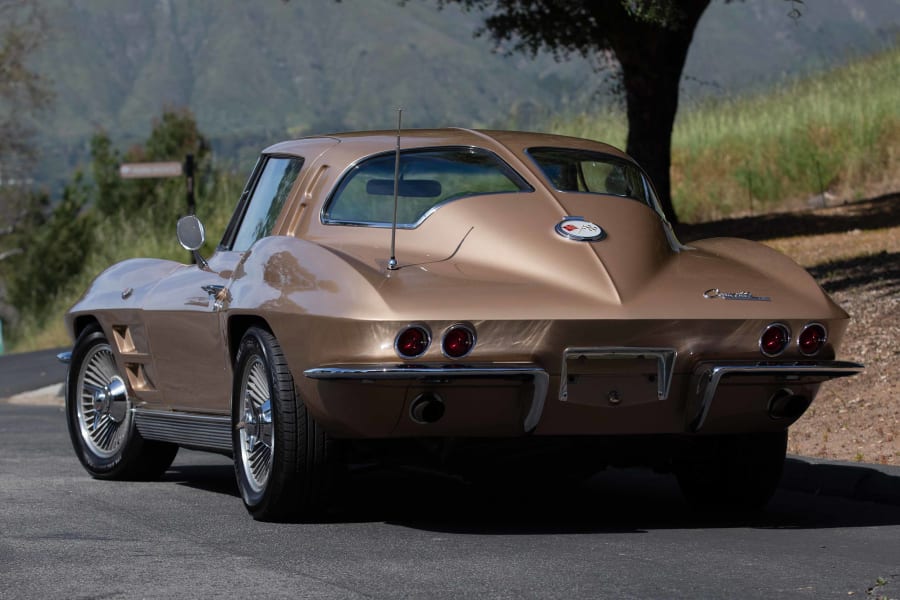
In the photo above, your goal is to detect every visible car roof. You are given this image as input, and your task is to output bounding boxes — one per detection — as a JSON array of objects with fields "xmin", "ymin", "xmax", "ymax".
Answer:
[{"xmin": 262, "ymin": 128, "xmax": 633, "ymax": 164}]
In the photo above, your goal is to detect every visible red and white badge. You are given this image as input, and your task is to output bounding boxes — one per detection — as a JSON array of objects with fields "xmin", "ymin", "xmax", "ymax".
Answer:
[{"xmin": 554, "ymin": 217, "xmax": 607, "ymax": 242}]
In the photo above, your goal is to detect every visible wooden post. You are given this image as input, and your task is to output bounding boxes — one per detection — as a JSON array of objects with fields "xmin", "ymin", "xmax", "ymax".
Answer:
[{"xmin": 185, "ymin": 154, "xmax": 195, "ymax": 215}]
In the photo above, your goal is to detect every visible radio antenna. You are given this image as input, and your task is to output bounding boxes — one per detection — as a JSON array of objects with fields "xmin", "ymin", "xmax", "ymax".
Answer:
[{"xmin": 388, "ymin": 108, "xmax": 402, "ymax": 271}]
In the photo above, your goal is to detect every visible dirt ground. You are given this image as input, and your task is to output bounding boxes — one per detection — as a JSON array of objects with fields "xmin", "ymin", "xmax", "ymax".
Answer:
[{"xmin": 677, "ymin": 192, "xmax": 900, "ymax": 465}]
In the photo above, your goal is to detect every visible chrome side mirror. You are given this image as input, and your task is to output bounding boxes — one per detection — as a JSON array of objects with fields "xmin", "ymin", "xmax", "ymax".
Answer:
[
  {"xmin": 176, "ymin": 215, "xmax": 209, "ymax": 269},
  {"xmin": 177, "ymin": 215, "xmax": 205, "ymax": 250}
]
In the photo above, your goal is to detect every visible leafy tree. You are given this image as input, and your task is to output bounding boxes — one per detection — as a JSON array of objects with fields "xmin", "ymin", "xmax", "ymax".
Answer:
[
  {"xmin": 0, "ymin": 0, "xmax": 52, "ymax": 329},
  {"xmin": 91, "ymin": 131, "xmax": 124, "ymax": 215},
  {"xmin": 7, "ymin": 175, "xmax": 93, "ymax": 321},
  {"xmin": 434, "ymin": 0, "xmax": 717, "ymax": 224},
  {"xmin": 0, "ymin": 0, "xmax": 50, "ymax": 181},
  {"xmin": 0, "ymin": 190, "xmax": 47, "ymax": 326},
  {"xmin": 91, "ymin": 108, "xmax": 210, "ymax": 225},
  {"xmin": 144, "ymin": 108, "xmax": 210, "ymax": 165}
]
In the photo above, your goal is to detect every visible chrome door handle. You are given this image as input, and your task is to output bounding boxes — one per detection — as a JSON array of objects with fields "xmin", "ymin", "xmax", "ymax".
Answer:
[
  {"xmin": 201, "ymin": 284, "xmax": 229, "ymax": 311},
  {"xmin": 201, "ymin": 284, "xmax": 225, "ymax": 296}
]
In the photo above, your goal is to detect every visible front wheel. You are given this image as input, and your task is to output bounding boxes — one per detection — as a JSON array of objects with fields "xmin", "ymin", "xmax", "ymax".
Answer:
[
  {"xmin": 65, "ymin": 325, "xmax": 178, "ymax": 480},
  {"xmin": 675, "ymin": 431, "xmax": 787, "ymax": 514},
  {"xmin": 232, "ymin": 327, "xmax": 339, "ymax": 521}
]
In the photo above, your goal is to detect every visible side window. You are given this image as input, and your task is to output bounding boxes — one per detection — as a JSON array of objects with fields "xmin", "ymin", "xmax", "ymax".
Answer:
[
  {"xmin": 580, "ymin": 161, "xmax": 645, "ymax": 199},
  {"xmin": 232, "ymin": 156, "xmax": 304, "ymax": 252},
  {"xmin": 527, "ymin": 147, "xmax": 651, "ymax": 207}
]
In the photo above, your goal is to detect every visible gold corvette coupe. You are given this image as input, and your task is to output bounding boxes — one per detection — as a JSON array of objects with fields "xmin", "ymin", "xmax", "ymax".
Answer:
[{"xmin": 61, "ymin": 129, "xmax": 862, "ymax": 521}]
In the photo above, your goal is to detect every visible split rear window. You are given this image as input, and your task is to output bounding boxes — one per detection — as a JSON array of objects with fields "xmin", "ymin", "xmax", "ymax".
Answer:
[{"xmin": 323, "ymin": 147, "xmax": 531, "ymax": 227}]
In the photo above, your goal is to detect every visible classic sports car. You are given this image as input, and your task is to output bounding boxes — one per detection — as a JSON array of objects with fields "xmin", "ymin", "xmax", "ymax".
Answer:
[{"xmin": 62, "ymin": 129, "xmax": 862, "ymax": 521}]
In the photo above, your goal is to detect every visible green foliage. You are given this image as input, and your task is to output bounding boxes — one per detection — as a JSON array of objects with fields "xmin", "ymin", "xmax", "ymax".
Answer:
[
  {"xmin": 90, "ymin": 131, "xmax": 122, "ymax": 215},
  {"xmin": 144, "ymin": 108, "xmax": 210, "ymax": 164},
  {"xmin": 91, "ymin": 108, "xmax": 211, "ymax": 227},
  {"xmin": 5, "ymin": 108, "xmax": 239, "ymax": 351},
  {"xmin": 7, "ymin": 174, "xmax": 93, "ymax": 321}
]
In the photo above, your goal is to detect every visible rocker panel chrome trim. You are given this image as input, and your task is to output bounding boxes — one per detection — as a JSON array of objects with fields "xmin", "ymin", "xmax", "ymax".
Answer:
[
  {"xmin": 134, "ymin": 408, "xmax": 231, "ymax": 452},
  {"xmin": 303, "ymin": 363, "xmax": 548, "ymax": 432}
]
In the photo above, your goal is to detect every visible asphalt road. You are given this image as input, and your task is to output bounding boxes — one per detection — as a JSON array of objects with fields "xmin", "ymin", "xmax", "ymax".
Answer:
[
  {"xmin": 0, "ymin": 347, "xmax": 68, "ymax": 397},
  {"xmin": 2, "ymin": 403, "xmax": 899, "ymax": 599}
]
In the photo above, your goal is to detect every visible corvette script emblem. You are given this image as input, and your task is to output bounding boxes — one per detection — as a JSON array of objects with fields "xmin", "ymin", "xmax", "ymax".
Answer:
[
  {"xmin": 703, "ymin": 288, "xmax": 771, "ymax": 302},
  {"xmin": 555, "ymin": 217, "xmax": 607, "ymax": 242}
]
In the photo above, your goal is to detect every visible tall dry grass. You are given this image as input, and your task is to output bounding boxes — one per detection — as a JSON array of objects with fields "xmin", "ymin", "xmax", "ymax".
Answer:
[{"xmin": 548, "ymin": 44, "xmax": 900, "ymax": 222}]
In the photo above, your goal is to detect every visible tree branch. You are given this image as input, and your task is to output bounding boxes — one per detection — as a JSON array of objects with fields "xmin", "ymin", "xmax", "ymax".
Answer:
[{"xmin": 0, "ymin": 247, "xmax": 23, "ymax": 262}]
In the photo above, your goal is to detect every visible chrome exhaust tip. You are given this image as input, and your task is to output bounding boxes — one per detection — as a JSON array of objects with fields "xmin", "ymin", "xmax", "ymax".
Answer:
[
  {"xmin": 768, "ymin": 388, "xmax": 811, "ymax": 420},
  {"xmin": 409, "ymin": 392, "xmax": 445, "ymax": 424}
]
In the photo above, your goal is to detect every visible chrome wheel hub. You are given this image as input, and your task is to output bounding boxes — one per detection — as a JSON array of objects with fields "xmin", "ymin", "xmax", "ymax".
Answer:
[
  {"xmin": 242, "ymin": 399, "xmax": 272, "ymax": 449},
  {"xmin": 76, "ymin": 344, "xmax": 132, "ymax": 458},
  {"xmin": 238, "ymin": 356, "xmax": 274, "ymax": 493},
  {"xmin": 92, "ymin": 377, "xmax": 129, "ymax": 423}
]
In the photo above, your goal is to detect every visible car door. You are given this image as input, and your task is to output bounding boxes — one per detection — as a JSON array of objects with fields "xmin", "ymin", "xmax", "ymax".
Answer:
[
  {"xmin": 141, "ymin": 155, "xmax": 305, "ymax": 414},
  {"xmin": 140, "ymin": 251, "xmax": 242, "ymax": 414}
]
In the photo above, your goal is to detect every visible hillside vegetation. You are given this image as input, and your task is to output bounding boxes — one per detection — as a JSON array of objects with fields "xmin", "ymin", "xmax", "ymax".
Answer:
[
  {"xmin": 4, "ymin": 43, "xmax": 900, "ymax": 352},
  {"xmin": 549, "ymin": 43, "xmax": 900, "ymax": 222},
  {"xmin": 29, "ymin": 0, "xmax": 899, "ymax": 191}
]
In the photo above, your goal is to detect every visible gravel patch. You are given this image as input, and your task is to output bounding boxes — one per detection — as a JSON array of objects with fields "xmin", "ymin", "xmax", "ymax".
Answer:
[{"xmin": 679, "ymin": 192, "xmax": 900, "ymax": 465}]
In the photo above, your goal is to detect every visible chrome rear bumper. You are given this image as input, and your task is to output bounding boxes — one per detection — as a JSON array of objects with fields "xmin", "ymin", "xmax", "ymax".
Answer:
[
  {"xmin": 304, "ymin": 363, "xmax": 549, "ymax": 431},
  {"xmin": 690, "ymin": 360, "xmax": 864, "ymax": 431}
]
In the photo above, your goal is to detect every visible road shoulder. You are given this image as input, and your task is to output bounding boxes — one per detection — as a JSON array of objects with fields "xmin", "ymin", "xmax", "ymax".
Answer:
[{"xmin": 1, "ymin": 383, "xmax": 65, "ymax": 406}]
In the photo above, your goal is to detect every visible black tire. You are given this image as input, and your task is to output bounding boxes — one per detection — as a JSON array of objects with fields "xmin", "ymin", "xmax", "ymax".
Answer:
[
  {"xmin": 65, "ymin": 325, "xmax": 178, "ymax": 480},
  {"xmin": 232, "ymin": 326, "xmax": 339, "ymax": 522},
  {"xmin": 675, "ymin": 431, "xmax": 787, "ymax": 514}
]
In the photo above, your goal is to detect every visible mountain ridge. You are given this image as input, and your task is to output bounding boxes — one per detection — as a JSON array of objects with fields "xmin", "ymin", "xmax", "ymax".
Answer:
[{"xmin": 28, "ymin": 0, "xmax": 900, "ymax": 188}]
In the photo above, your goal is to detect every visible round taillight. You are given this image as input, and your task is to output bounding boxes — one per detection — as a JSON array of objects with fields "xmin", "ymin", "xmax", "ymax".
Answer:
[
  {"xmin": 760, "ymin": 323, "xmax": 790, "ymax": 357},
  {"xmin": 799, "ymin": 323, "xmax": 827, "ymax": 356},
  {"xmin": 442, "ymin": 324, "xmax": 476, "ymax": 359},
  {"xmin": 395, "ymin": 325, "xmax": 430, "ymax": 359}
]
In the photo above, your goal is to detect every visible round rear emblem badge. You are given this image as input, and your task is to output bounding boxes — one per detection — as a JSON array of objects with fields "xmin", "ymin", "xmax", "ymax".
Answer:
[{"xmin": 555, "ymin": 217, "xmax": 606, "ymax": 242}]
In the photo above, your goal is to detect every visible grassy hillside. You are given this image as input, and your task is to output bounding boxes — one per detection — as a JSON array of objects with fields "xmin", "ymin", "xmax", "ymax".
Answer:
[{"xmin": 548, "ymin": 43, "xmax": 900, "ymax": 222}]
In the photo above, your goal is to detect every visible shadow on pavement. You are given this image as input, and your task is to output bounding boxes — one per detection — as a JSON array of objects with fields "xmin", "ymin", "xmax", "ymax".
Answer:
[
  {"xmin": 370, "ymin": 463, "xmax": 900, "ymax": 535},
  {"xmin": 165, "ymin": 456, "xmax": 900, "ymax": 533},
  {"xmin": 782, "ymin": 457, "xmax": 900, "ymax": 507},
  {"xmin": 165, "ymin": 463, "xmax": 239, "ymax": 497}
]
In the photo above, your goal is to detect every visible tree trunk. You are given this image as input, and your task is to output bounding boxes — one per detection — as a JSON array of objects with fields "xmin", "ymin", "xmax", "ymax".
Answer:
[{"xmin": 611, "ymin": 1, "xmax": 709, "ymax": 225}]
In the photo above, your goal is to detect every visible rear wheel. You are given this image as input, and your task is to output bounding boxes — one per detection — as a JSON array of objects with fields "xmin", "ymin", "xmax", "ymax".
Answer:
[
  {"xmin": 675, "ymin": 431, "xmax": 787, "ymax": 514},
  {"xmin": 232, "ymin": 327, "xmax": 339, "ymax": 521},
  {"xmin": 65, "ymin": 325, "xmax": 178, "ymax": 480}
]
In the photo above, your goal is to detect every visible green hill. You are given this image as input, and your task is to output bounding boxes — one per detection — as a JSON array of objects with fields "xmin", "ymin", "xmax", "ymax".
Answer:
[{"xmin": 28, "ymin": 0, "xmax": 900, "ymax": 189}]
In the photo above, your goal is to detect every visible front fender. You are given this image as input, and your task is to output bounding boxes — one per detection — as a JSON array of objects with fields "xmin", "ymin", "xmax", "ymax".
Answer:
[{"xmin": 66, "ymin": 258, "xmax": 185, "ymax": 338}]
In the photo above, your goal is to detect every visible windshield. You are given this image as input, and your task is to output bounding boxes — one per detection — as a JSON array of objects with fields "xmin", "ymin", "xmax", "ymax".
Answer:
[
  {"xmin": 323, "ymin": 147, "xmax": 531, "ymax": 227},
  {"xmin": 527, "ymin": 147, "xmax": 654, "ymax": 208}
]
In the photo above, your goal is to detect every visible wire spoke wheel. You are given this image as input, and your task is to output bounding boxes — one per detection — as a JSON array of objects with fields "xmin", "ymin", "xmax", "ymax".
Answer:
[
  {"xmin": 76, "ymin": 343, "xmax": 132, "ymax": 458},
  {"xmin": 238, "ymin": 355, "xmax": 274, "ymax": 493},
  {"xmin": 232, "ymin": 326, "xmax": 339, "ymax": 521},
  {"xmin": 65, "ymin": 325, "xmax": 178, "ymax": 480}
]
